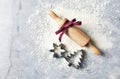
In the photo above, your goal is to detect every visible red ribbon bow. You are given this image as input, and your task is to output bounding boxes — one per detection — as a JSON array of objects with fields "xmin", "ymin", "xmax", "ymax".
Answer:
[{"xmin": 55, "ymin": 18, "xmax": 82, "ymax": 42}]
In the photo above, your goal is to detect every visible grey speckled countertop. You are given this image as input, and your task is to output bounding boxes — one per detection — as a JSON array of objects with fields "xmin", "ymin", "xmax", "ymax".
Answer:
[{"xmin": 0, "ymin": 0, "xmax": 120, "ymax": 79}]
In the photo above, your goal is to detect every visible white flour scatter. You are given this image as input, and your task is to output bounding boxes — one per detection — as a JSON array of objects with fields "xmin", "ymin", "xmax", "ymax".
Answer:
[
  {"xmin": 27, "ymin": 0, "xmax": 119, "ymax": 79},
  {"xmin": 28, "ymin": 0, "xmax": 115, "ymax": 62},
  {"xmin": 28, "ymin": 0, "xmax": 114, "ymax": 54},
  {"xmin": 52, "ymin": 7, "xmax": 113, "ymax": 50}
]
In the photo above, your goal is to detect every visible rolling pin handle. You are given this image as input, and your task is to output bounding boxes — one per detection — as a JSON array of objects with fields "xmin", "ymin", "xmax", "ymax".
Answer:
[
  {"xmin": 48, "ymin": 10, "xmax": 62, "ymax": 23},
  {"xmin": 86, "ymin": 42, "xmax": 101, "ymax": 55}
]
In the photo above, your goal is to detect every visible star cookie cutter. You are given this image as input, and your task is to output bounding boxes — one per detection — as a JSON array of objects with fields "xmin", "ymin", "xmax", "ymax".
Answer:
[{"xmin": 49, "ymin": 43, "xmax": 67, "ymax": 58}]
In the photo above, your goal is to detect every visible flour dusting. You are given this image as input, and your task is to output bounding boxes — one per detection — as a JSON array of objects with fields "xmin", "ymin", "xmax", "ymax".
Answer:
[
  {"xmin": 48, "ymin": 7, "xmax": 113, "ymax": 51},
  {"xmin": 26, "ymin": 0, "xmax": 120, "ymax": 79},
  {"xmin": 28, "ymin": 0, "xmax": 114, "ymax": 54}
]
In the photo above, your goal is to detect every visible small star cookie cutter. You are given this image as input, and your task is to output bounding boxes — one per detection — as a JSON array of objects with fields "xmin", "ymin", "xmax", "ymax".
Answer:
[{"xmin": 49, "ymin": 43, "xmax": 67, "ymax": 58}]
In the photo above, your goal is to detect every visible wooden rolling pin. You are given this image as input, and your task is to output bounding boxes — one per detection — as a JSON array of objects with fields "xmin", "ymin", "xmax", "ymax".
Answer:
[{"xmin": 48, "ymin": 10, "xmax": 101, "ymax": 55}]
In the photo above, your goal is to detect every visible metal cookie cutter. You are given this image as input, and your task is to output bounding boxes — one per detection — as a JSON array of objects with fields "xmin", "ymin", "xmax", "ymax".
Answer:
[
  {"xmin": 49, "ymin": 43, "xmax": 67, "ymax": 58},
  {"xmin": 64, "ymin": 50, "xmax": 84, "ymax": 69},
  {"xmin": 49, "ymin": 43, "xmax": 84, "ymax": 69}
]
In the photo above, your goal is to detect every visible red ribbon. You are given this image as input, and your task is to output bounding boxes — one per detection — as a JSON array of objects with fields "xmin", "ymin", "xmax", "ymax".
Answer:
[{"xmin": 55, "ymin": 18, "xmax": 82, "ymax": 42}]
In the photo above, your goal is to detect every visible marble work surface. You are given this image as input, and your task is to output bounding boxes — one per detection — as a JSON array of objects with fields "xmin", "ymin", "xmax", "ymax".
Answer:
[{"xmin": 0, "ymin": 0, "xmax": 120, "ymax": 79}]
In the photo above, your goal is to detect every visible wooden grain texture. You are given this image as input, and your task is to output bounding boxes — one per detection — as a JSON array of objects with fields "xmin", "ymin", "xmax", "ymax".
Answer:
[{"xmin": 48, "ymin": 10, "xmax": 101, "ymax": 55}]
